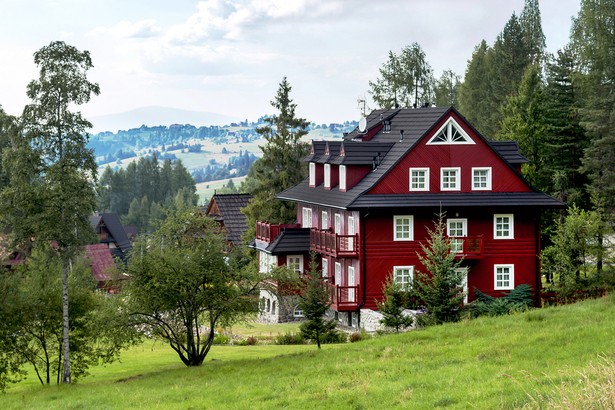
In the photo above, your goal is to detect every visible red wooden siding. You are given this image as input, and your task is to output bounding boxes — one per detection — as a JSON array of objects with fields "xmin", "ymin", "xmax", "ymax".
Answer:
[
  {"xmin": 343, "ymin": 165, "xmax": 371, "ymax": 191},
  {"xmin": 326, "ymin": 164, "xmax": 340, "ymax": 190},
  {"xmin": 369, "ymin": 113, "xmax": 533, "ymax": 194},
  {"xmin": 311, "ymin": 162, "xmax": 324, "ymax": 187},
  {"xmin": 360, "ymin": 209, "xmax": 540, "ymax": 310}
]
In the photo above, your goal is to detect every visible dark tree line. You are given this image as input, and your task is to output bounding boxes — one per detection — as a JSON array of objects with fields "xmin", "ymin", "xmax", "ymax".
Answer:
[{"xmin": 97, "ymin": 155, "xmax": 197, "ymax": 233}]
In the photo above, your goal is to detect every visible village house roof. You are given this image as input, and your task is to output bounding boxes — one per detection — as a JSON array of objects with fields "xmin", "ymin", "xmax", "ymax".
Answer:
[
  {"xmin": 89, "ymin": 213, "xmax": 132, "ymax": 259},
  {"xmin": 278, "ymin": 106, "xmax": 565, "ymax": 211},
  {"xmin": 204, "ymin": 193, "xmax": 253, "ymax": 246},
  {"xmin": 256, "ymin": 227, "xmax": 311, "ymax": 255}
]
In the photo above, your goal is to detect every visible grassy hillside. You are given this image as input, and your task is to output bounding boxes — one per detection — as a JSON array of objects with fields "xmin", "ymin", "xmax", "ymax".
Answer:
[{"xmin": 2, "ymin": 296, "xmax": 614, "ymax": 409}]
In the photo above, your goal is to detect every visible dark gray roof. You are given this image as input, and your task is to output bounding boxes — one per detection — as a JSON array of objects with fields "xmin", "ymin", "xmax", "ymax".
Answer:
[
  {"xmin": 489, "ymin": 141, "xmax": 529, "ymax": 164},
  {"xmin": 89, "ymin": 213, "xmax": 132, "ymax": 259},
  {"xmin": 329, "ymin": 141, "xmax": 396, "ymax": 165},
  {"xmin": 305, "ymin": 140, "xmax": 327, "ymax": 162},
  {"xmin": 259, "ymin": 228, "xmax": 311, "ymax": 255},
  {"xmin": 205, "ymin": 193, "xmax": 253, "ymax": 245},
  {"xmin": 278, "ymin": 106, "xmax": 564, "ymax": 211},
  {"xmin": 349, "ymin": 192, "xmax": 566, "ymax": 209}
]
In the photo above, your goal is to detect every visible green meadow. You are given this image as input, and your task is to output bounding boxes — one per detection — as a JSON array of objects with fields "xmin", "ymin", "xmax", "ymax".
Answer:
[{"xmin": 2, "ymin": 295, "xmax": 614, "ymax": 409}]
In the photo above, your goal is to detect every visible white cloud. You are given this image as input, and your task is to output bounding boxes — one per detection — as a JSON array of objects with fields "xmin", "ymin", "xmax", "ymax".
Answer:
[{"xmin": 90, "ymin": 19, "xmax": 162, "ymax": 39}]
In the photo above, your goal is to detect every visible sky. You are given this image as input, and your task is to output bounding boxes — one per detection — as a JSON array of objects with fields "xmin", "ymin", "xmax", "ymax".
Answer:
[{"xmin": 0, "ymin": 0, "xmax": 581, "ymax": 128}]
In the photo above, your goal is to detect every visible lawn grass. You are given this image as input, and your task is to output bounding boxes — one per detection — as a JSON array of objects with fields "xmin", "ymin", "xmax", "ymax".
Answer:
[{"xmin": 1, "ymin": 295, "xmax": 614, "ymax": 409}]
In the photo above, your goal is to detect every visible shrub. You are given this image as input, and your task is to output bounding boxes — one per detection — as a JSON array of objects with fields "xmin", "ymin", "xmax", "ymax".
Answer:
[
  {"xmin": 319, "ymin": 329, "xmax": 347, "ymax": 344},
  {"xmin": 213, "ymin": 334, "xmax": 231, "ymax": 345},
  {"xmin": 274, "ymin": 332, "xmax": 305, "ymax": 345},
  {"xmin": 465, "ymin": 284, "xmax": 534, "ymax": 318},
  {"xmin": 349, "ymin": 330, "xmax": 371, "ymax": 343},
  {"xmin": 245, "ymin": 336, "xmax": 258, "ymax": 346}
]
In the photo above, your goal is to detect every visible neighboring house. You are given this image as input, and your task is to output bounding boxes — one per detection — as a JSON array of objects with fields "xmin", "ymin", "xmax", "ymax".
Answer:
[
  {"xmin": 203, "ymin": 193, "xmax": 253, "ymax": 247},
  {"xmin": 89, "ymin": 213, "xmax": 132, "ymax": 262},
  {"xmin": 83, "ymin": 243, "xmax": 124, "ymax": 293},
  {"xmin": 254, "ymin": 106, "xmax": 564, "ymax": 330}
]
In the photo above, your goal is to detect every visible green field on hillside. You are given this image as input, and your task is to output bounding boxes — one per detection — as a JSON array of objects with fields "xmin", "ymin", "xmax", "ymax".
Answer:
[{"xmin": 2, "ymin": 296, "xmax": 614, "ymax": 409}]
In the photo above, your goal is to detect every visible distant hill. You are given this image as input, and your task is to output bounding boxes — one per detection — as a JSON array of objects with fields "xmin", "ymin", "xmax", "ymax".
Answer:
[{"xmin": 89, "ymin": 106, "xmax": 241, "ymax": 133}]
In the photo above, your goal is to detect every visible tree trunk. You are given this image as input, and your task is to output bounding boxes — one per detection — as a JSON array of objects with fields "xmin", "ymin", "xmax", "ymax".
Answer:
[{"xmin": 61, "ymin": 259, "xmax": 71, "ymax": 384}]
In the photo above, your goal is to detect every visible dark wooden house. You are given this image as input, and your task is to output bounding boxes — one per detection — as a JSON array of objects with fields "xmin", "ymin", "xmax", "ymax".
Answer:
[{"xmin": 204, "ymin": 193, "xmax": 253, "ymax": 247}]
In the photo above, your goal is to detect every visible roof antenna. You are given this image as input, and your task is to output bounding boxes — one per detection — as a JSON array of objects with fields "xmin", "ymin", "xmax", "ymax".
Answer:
[{"xmin": 400, "ymin": 129, "xmax": 404, "ymax": 142}]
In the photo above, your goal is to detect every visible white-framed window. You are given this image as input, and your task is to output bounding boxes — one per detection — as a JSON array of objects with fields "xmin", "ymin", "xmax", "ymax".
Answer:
[
  {"xmin": 321, "ymin": 211, "xmax": 329, "ymax": 230},
  {"xmin": 347, "ymin": 215, "xmax": 355, "ymax": 250},
  {"xmin": 393, "ymin": 266, "xmax": 414, "ymax": 289},
  {"xmin": 339, "ymin": 165, "xmax": 347, "ymax": 191},
  {"xmin": 258, "ymin": 252, "xmax": 278, "ymax": 273},
  {"xmin": 335, "ymin": 262, "xmax": 341, "ymax": 285},
  {"xmin": 321, "ymin": 258, "xmax": 329, "ymax": 278},
  {"xmin": 302, "ymin": 207, "xmax": 313, "ymax": 228},
  {"xmin": 472, "ymin": 167, "xmax": 492, "ymax": 190},
  {"xmin": 309, "ymin": 162, "xmax": 316, "ymax": 186},
  {"xmin": 347, "ymin": 266, "xmax": 356, "ymax": 302},
  {"xmin": 409, "ymin": 168, "xmax": 430, "ymax": 191},
  {"xmin": 427, "ymin": 117, "xmax": 475, "ymax": 145},
  {"xmin": 324, "ymin": 164, "xmax": 331, "ymax": 189},
  {"xmin": 293, "ymin": 305, "xmax": 304, "ymax": 317},
  {"xmin": 441, "ymin": 167, "xmax": 461, "ymax": 191},
  {"xmin": 334, "ymin": 213, "xmax": 341, "ymax": 234},
  {"xmin": 447, "ymin": 218, "xmax": 467, "ymax": 253},
  {"xmin": 394, "ymin": 215, "xmax": 414, "ymax": 241},
  {"xmin": 287, "ymin": 255, "xmax": 303, "ymax": 272},
  {"xmin": 494, "ymin": 214, "xmax": 514, "ymax": 239},
  {"xmin": 456, "ymin": 267, "xmax": 469, "ymax": 304},
  {"xmin": 494, "ymin": 264, "xmax": 514, "ymax": 290}
]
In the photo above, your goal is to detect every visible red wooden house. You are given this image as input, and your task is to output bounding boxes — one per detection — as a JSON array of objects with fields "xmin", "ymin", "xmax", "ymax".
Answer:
[{"xmin": 255, "ymin": 107, "xmax": 564, "ymax": 329}]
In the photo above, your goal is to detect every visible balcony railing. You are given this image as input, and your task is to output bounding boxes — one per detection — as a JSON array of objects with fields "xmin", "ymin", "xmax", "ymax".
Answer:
[
  {"xmin": 448, "ymin": 235, "xmax": 484, "ymax": 259},
  {"xmin": 255, "ymin": 221, "xmax": 301, "ymax": 243},
  {"xmin": 310, "ymin": 228, "xmax": 358, "ymax": 257},
  {"xmin": 331, "ymin": 284, "xmax": 360, "ymax": 311}
]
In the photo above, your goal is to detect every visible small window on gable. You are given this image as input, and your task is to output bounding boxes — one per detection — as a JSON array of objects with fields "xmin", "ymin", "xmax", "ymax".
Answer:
[
  {"xmin": 441, "ymin": 167, "xmax": 461, "ymax": 191},
  {"xmin": 472, "ymin": 167, "xmax": 492, "ymax": 190},
  {"xmin": 409, "ymin": 168, "xmax": 429, "ymax": 191},
  {"xmin": 427, "ymin": 118, "xmax": 474, "ymax": 145}
]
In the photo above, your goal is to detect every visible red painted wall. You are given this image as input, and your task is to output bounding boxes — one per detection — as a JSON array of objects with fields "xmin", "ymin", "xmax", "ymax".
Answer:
[
  {"xmin": 344, "ymin": 165, "xmax": 371, "ymax": 191},
  {"xmin": 369, "ymin": 113, "xmax": 532, "ymax": 194}
]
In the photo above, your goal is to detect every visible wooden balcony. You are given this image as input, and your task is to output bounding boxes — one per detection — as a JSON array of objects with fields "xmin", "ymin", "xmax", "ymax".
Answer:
[
  {"xmin": 255, "ymin": 221, "xmax": 301, "ymax": 243},
  {"xmin": 310, "ymin": 228, "xmax": 358, "ymax": 258},
  {"xmin": 330, "ymin": 284, "xmax": 360, "ymax": 311},
  {"xmin": 448, "ymin": 235, "xmax": 484, "ymax": 259}
]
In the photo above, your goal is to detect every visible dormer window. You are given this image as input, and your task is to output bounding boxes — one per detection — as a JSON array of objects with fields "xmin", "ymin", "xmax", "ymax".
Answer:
[
  {"xmin": 324, "ymin": 164, "xmax": 331, "ymax": 189},
  {"xmin": 309, "ymin": 162, "xmax": 316, "ymax": 187},
  {"xmin": 427, "ymin": 117, "xmax": 474, "ymax": 145},
  {"xmin": 339, "ymin": 165, "xmax": 347, "ymax": 191},
  {"xmin": 383, "ymin": 120, "xmax": 391, "ymax": 132}
]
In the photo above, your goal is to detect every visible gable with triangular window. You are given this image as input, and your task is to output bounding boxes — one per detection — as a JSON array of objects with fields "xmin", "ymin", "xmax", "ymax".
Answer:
[{"xmin": 427, "ymin": 117, "xmax": 475, "ymax": 145}]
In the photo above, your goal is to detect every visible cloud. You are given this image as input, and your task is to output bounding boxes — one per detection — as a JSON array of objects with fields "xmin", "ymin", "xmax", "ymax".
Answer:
[{"xmin": 90, "ymin": 19, "xmax": 162, "ymax": 39}]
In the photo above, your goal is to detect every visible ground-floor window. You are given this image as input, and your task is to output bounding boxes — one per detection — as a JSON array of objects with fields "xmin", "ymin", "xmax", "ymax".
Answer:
[{"xmin": 494, "ymin": 264, "xmax": 514, "ymax": 290}]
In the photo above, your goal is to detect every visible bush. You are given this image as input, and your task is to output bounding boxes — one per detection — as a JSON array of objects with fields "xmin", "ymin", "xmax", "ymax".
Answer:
[
  {"xmin": 349, "ymin": 330, "xmax": 371, "ymax": 343},
  {"xmin": 465, "ymin": 284, "xmax": 534, "ymax": 318},
  {"xmin": 213, "ymin": 334, "xmax": 231, "ymax": 345},
  {"xmin": 319, "ymin": 329, "xmax": 347, "ymax": 344},
  {"xmin": 245, "ymin": 336, "xmax": 258, "ymax": 346},
  {"xmin": 274, "ymin": 332, "xmax": 305, "ymax": 345}
]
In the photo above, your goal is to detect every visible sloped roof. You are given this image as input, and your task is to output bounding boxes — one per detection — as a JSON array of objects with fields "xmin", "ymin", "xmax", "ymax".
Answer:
[
  {"xmin": 329, "ymin": 141, "xmax": 396, "ymax": 166},
  {"xmin": 205, "ymin": 193, "xmax": 253, "ymax": 245},
  {"xmin": 263, "ymin": 228, "xmax": 311, "ymax": 255},
  {"xmin": 89, "ymin": 213, "xmax": 132, "ymax": 258},
  {"xmin": 489, "ymin": 141, "xmax": 530, "ymax": 164},
  {"xmin": 84, "ymin": 243, "xmax": 117, "ymax": 283},
  {"xmin": 278, "ymin": 106, "xmax": 564, "ymax": 210}
]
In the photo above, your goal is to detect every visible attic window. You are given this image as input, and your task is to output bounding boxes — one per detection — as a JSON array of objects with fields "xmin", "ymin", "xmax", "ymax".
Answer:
[
  {"xmin": 383, "ymin": 120, "xmax": 391, "ymax": 133},
  {"xmin": 427, "ymin": 118, "xmax": 474, "ymax": 145}
]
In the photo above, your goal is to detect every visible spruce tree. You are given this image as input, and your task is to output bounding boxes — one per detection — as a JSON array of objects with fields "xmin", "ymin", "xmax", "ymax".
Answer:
[
  {"xmin": 376, "ymin": 274, "xmax": 413, "ymax": 333},
  {"xmin": 458, "ymin": 40, "xmax": 492, "ymax": 135}
]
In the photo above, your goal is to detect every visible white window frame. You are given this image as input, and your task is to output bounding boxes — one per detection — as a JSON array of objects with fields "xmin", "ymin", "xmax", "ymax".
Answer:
[
  {"xmin": 456, "ymin": 267, "xmax": 469, "ymax": 304},
  {"xmin": 258, "ymin": 252, "xmax": 278, "ymax": 273},
  {"xmin": 334, "ymin": 262, "xmax": 341, "ymax": 285},
  {"xmin": 494, "ymin": 214, "xmax": 514, "ymax": 239},
  {"xmin": 347, "ymin": 215, "xmax": 355, "ymax": 250},
  {"xmin": 287, "ymin": 255, "xmax": 303, "ymax": 272},
  {"xmin": 393, "ymin": 215, "xmax": 414, "ymax": 241},
  {"xmin": 347, "ymin": 266, "xmax": 356, "ymax": 302},
  {"xmin": 447, "ymin": 218, "xmax": 467, "ymax": 253},
  {"xmin": 472, "ymin": 167, "xmax": 492, "ymax": 191},
  {"xmin": 440, "ymin": 167, "xmax": 461, "ymax": 191},
  {"xmin": 334, "ymin": 213, "xmax": 341, "ymax": 234},
  {"xmin": 409, "ymin": 167, "xmax": 430, "ymax": 192},
  {"xmin": 309, "ymin": 162, "xmax": 316, "ymax": 186},
  {"xmin": 427, "ymin": 117, "xmax": 475, "ymax": 145},
  {"xmin": 302, "ymin": 207, "xmax": 312, "ymax": 228},
  {"xmin": 339, "ymin": 165, "xmax": 347, "ymax": 191},
  {"xmin": 293, "ymin": 305, "xmax": 304, "ymax": 317},
  {"xmin": 321, "ymin": 258, "xmax": 329, "ymax": 278},
  {"xmin": 321, "ymin": 211, "xmax": 329, "ymax": 230},
  {"xmin": 393, "ymin": 266, "xmax": 414, "ymax": 289},
  {"xmin": 494, "ymin": 264, "xmax": 514, "ymax": 290},
  {"xmin": 324, "ymin": 163, "xmax": 331, "ymax": 189}
]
